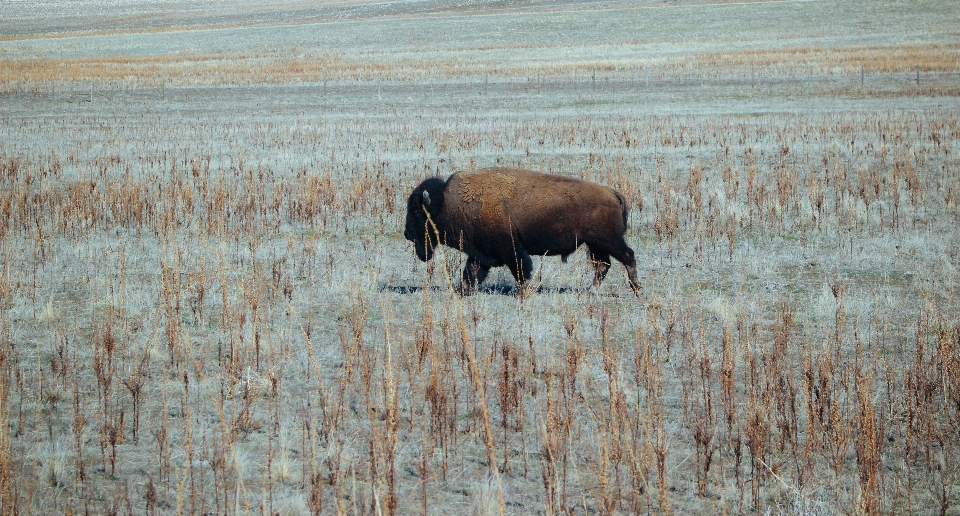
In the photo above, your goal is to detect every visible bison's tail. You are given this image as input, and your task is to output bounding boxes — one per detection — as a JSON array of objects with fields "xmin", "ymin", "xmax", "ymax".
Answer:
[{"xmin": 614, "ymin": 191, "xmax": 629, "ymax": 228}]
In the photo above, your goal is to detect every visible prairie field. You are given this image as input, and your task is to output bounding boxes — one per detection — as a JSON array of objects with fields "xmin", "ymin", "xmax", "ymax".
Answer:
[{"xmin": 1, "ymin": 1, "xmax": 960, "ymax": 514}]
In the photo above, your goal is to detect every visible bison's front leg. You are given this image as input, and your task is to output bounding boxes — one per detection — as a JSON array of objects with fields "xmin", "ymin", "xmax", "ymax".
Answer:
[
  {"xmin": 459, "ymin": 257, "xmax": 490, "ymax": 295},
  {"xmin": 507, "ymin": 244, "xmax": 534, "ymax": 296}
]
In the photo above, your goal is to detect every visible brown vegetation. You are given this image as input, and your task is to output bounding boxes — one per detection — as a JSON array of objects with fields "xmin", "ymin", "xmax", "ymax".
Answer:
[{"xmin": 1, "ymin": 1, "xmax": 959, "ymax": 513}]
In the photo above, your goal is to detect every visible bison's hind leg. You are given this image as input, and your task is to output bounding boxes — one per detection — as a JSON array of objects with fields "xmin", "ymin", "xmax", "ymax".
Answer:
[
  {"xmin": 460, "ymin": 257, "xmax": 490, "ymax": 295},
  {"xmin": 587, "ymin": 245, "xmax": 612, "ymax": 287},
  {"xmin": 611, "ymin": 244, "xmax": 642, "ymax": 297},
  {"xmin": 590, "ymin": 240, "xmax": 642, "ymax": 297}
]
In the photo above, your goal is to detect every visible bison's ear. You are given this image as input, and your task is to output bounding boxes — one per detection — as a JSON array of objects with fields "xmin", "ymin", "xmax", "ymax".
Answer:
[{"xmin": 422, "ymin": 190, "xmax": 431, "ymax": 206}]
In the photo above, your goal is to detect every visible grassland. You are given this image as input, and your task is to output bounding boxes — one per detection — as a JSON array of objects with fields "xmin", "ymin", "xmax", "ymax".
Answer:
[{"xmin": 1, "ymin": 0, "xmax": 960, "ymax": 514}]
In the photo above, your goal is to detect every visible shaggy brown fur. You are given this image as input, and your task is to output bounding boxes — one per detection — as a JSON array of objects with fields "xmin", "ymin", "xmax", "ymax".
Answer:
[{"xmin": 404, "ymin": 167, "xmax": 641, "ymax": 296}]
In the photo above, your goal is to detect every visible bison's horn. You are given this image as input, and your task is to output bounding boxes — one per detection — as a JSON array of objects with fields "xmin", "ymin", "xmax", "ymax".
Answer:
[{"xmin": 422, "ymin": 190, "xmax": 431, "ymax": 205}]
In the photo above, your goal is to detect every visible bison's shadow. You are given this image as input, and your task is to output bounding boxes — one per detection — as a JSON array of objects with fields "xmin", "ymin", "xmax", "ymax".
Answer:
[
  {"xmin": 379, "ymin": 282, "xmax": 579, "ymax": 296},
  {"xmin": 379, "ymin": 285, "xmax": 444, "ymax": 295}
]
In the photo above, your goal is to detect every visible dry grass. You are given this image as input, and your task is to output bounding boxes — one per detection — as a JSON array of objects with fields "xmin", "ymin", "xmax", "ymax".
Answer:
[
  {"xmin": 1, "ymin": 1, "xmax": 960, "ymax": 514},
  {"xmin": 1, "ymin": 99, "xmax": 957, "ymax": 514},
  {"xmin": 4, "ymin": 42, "xmax": 959, "ymax": 90},
  {"xmin": 693, "ymin": 43, "xmax": 960, "ymax": 74}
]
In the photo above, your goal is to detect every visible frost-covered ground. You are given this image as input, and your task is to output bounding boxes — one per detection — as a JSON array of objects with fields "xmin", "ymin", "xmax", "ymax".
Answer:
[
  {"xmin": 2, "ymin": 1, "xmax": 960, "ymax": 514},
  {"xmin": 2, "ymin": 0, "xmax": 698, "ymax": 37}
]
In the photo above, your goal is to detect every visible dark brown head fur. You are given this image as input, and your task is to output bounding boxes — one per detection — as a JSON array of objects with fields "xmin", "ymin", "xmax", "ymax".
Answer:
[{"xmin": 404, "ymin": 177, "xmax": 445, "ymax": 261}]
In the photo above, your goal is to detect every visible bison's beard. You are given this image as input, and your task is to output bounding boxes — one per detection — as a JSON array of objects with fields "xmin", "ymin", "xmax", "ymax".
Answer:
[
  {"xmin": 414, "ymin": 237, "xmax": 435, "ymax": 261},
  {"xmin": 406, "ymin": 219, "xmax": 436, "ymax": 261}
]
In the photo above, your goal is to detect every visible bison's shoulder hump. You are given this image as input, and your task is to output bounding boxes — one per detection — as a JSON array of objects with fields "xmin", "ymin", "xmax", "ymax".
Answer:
[{"xmin": 457, "ymin": 170, "xmax": 518, "ymax": 204}]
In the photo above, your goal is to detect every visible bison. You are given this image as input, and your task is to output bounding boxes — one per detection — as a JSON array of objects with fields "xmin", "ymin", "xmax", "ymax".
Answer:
[{"xmin": 404, "ymin": 167, "xmax": 641, "ymax": 296}]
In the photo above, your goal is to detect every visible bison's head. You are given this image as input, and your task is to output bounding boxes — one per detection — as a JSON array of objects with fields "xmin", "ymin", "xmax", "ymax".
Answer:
[{"xmin": 404, "ymin": 177, "xmax": 446, "ymax": 261}]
